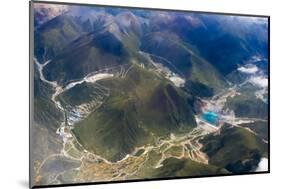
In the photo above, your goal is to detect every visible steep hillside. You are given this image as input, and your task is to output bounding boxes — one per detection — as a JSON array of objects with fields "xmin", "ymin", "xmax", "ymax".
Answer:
[
  {"xmin": 200, "ymin": 124, "xmax": 268, "ymax": 173},
  {"xmin": 72, "ymin": 65, "xmax": 196, "ymax": 161},
  {"xmin": 148, "ymin": 157, "xmax": 228, "ymax": 178},
  {"xmin": 32, "ymin": 63, "xmax": 64, "ymax": 181},
  {"xmin": 140, "ymin": 31, "xmax": 227, "ymax": 95},
  {"xmin": 148, "ymin": 13, "xmax": 268, "ymax": 75},
  {"xmin": 31, "ymin": 3, "xmax": 269, "ymax": 185},
  {"xmin": 42, "ymin": 29, "xmax": 128, "ymax": 86},
  {"xmin": 35, "ymin": 14, "xmax": 82, "ymax": 62}
]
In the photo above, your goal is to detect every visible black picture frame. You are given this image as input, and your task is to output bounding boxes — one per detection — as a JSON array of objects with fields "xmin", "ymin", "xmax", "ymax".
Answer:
[{"xmin": 29, "ymin": 1, "xmax": 270, "ymax": 188}]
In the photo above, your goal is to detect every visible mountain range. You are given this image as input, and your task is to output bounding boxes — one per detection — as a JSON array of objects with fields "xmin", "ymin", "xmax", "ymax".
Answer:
[{"xmin": 31, "ymin": 2, "xmax": 269, "ymax": 187}]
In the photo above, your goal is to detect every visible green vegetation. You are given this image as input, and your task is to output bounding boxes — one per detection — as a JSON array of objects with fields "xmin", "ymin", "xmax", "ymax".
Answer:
[
  {"xmin": 134, "ymin": 149, "xmax": 145, "ymax": 157},
  {"xmin": 225, "ymin": 92, "xmax": 268, "ymax": 119},
  {"xmin": 73, "ymin": 90, "xmax": 152, "ymax": 162},
  {"xmin": 185, "ymin": 80, "xmax": 214, "ymax": 97},
  {"xmin": 73, "ymin": 65, "xmax": 196, "ymax": 161},
  {"xmin": 35, "ymin": 15, "xmax": 82, "ymax": 62},
  {"xmin": 164, "ymin": 146, "xmax": 183, "ymax": 157},
  {"xmin": 140, "ymin": 31, "xmax": 227, "ymax": 96},
  {"xmin": 153, "ymin": 157, "xmax": 229, "ymax": 177},
  {"xmin": 132, "ymin": 149, "xmax": 163, "ymax": 178},
  {"xmin": 189, "ymin": 55, "xmax": 227, "ymax": 93},
  {"xmin": 34, "ymin": 66, "xmax": 63, "ymax": 132},
  {"xmin": 200, "ymin": 124, "xmax": 268, "ymax": 173},
  {"xmin": 240, "ymin": 121, "xmax": 269, "ymax": 141},
  {"xmin": 136, "ymin": 157, "xmax": 228, "ymax": 179},
  {"xmin": 32, "ymin": 65, "xmax": 64, "ymax": 179},
  {"xmin": 32, "ymin": 7, "xmax": 269, "ymax": 184},
  {"xmin": 141, "ymin": 31, "xmax": 193, "ymax": 73},
  {"xmin": 56, "ymin": 82, "xmax": 104, "ymax": 107},
  {"xmin": 42, "ymin": 26, "xmax": 145, "ymax": 86},
  {"xmin": 43, "ymin": 35, "xmax": 127, "ymax": 86}
]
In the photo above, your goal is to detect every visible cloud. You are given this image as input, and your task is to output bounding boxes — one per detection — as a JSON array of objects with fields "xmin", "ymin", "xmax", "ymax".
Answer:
[
  {"xmin": 226, "ymin": 16, "xmax": 268, "ymax": 25},
  {"xmin": 249, "ymin": 76, "xmax": 268, "ymax": 88},
  {"xmin": 169, "ymin": 76, "xmax": 185, "ymax": 87},
  {"xmin": 255, "ymin": 158, "xmax": 268, "ymax": 172},
  {"xmin": 34, "ymin": 3, "xmax": 70, "ymax": 25},
  {"xmin": 183, "ymin": 15, "xmax": 204, "ymax": 27},
  {"xmin": 34, "ymin": 3, "xmax": 69, "ymax": 16},
  {"xmin": 237, "ymin": 65, "xmax": 258, "ymax": 74},
  {"xmin": 212, "ymin": 14, "xmax": 268, "ymax": 42}
]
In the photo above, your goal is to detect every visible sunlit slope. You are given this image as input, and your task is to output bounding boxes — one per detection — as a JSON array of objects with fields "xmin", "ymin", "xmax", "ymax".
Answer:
[{"xmin": 72, "ymin": 65, "xmax": 196, "ymax": 161}]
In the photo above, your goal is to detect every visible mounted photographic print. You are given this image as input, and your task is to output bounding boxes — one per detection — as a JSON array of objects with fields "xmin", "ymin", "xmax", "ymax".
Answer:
[{"xmin": 29, "ymin": 1, "xmax": 270, "ymax": 188}]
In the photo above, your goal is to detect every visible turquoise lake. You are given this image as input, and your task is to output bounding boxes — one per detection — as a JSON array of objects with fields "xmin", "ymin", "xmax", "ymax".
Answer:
[{"xmin": 201, "ymin": 111, "xmax": 219, "ymax": 125}]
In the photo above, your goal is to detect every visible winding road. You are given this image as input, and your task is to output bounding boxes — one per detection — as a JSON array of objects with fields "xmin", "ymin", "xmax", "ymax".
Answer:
[{"xmin": 33, "ymin": 52, "xmax": 268, "ymax": 184}]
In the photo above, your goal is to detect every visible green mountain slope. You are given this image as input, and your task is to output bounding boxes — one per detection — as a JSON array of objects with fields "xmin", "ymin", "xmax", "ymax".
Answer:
[
  {"xmin": 140, "ymin": 31, "xmax": 227, "ymax": 96},
  {"xmin": 42, "ymin": 29, "xmax": 134, "ymax": 86},
  {"xmin": 132, "ymin": 152, "xmax": 228, "ymax": 179},
  {"xmin": 224, "ymin": 89, "xmax": 268, "ymax": 119},
  {"xmin": 200, "ymin": 124, "xmax": 268, "ymax": 173},
  {"xmin": 150, "ymin": 157, "xmax": 228, "ymax": 178},
  {"xmin": 32, "ymin": 64, "xmax": 64, "ymax": 178},
  {"xmin": 34, "ymin": 64, "xmax": 63, "ymax": 131},
  {"xmin": 141, "ymin": 31, "xmax": 193, "ymax": 74},
  {"xmin": 72, "ymin": 65, "xmax": 196, "ymax": 161},
  {"xmin": 35, "ymin": 14, "xmax": 82, "ymax": 62},
  {"xmin": 239, "ymin": 121, "xmax": 268, "ymax": 141},
  {"xmin": 56, "ymin": 82, "xmax": 106, "ymax": 107}
]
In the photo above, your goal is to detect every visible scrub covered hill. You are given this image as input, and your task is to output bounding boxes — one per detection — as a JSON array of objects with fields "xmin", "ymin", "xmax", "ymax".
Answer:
[
  {"xmin": 72, "ymin": 65, "xmax": 197, "ymax": 161},
  {"xmin": 34, "ymin": 14, "xmax": 83, "ymax": 63},
  {"xmin": 200, "ymin": 124, "xmax": 268, "ymax": 173},
  {"xmin": 148, "ymin": 157, "xmax": 228, "ymax": 178}
]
